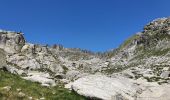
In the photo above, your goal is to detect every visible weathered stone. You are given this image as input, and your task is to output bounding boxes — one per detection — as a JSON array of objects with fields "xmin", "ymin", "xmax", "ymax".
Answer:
[
  {"xmin": 23, "ymin": 72, "xmax": 56, "ymax": 86},
  {"xmin": 160, "ymin": 71, "xmax": 170, "ymax": 78},
  {"xmin": 18, "ymin": 92, "xmax": 26, "ymax": 97},
  {"xmin": 66, "ymin": 70, "xmax": 80, "ymax": 80},
  {"xmin": 66, "ymin": 75, "xmax": 138, "ymax": 100},
  {"xmin": 0, "ymin": 30, "xmax": 25, "ymax": 53},
  {"xmin": 2, "ymin": 86, "xmax": 11, "ymax": 92}
]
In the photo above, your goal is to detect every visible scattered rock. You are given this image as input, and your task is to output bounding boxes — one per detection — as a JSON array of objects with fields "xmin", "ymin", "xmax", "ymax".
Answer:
[
  {"xmin": 18, "ymin": 92, "xmax": 26, "ymax": 98},
  {"xmin": 17, "ymin": 88, "xmax": 21, "ymax": 92},
  {"xmin": 160, "ymin": 71, "xmax": 170, "ymax": 78},
  {"xmin": 28, "ymin": 97, "xmax": 33, "ymax": 100},
  {"xmin": 2, "ymin": 86, "xmax": 11, "ymax": 92},
  {"xmin": 40, "ymin": 97, "xmax": 45, "ymax": 100}
]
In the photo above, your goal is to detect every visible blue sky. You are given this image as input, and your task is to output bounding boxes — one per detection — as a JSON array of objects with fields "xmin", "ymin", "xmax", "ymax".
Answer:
[{"xmin": 0, "ymin": 0, "xmax": 170, "ymax": 52}]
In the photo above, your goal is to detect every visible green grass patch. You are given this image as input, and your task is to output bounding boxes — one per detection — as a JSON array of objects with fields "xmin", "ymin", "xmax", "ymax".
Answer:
[
  {"xmin": 0, "ymin": 70, "xmax": 86, "ymax": 100},
  {"xmin": 119, "ymin": 34, "xmax": 140, "ymax": 50}
]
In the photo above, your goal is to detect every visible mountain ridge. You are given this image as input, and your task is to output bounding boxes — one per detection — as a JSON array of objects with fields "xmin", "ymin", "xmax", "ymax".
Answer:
[{"xmin": 1, "ymin": 17, "xmax": 170, "ymax": 100}]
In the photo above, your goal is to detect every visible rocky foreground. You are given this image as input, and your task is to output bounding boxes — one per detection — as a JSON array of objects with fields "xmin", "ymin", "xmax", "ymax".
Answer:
[{"xmin": 1, "ymin": 17, "xmax": 170, "ymax": 100}]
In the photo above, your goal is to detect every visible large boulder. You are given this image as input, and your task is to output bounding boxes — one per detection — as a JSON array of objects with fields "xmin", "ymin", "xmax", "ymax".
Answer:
[
  {"xmin": 23, "ymin": 72, "xmax": 56, "ymax": 86},
  {"xmin": 0, "ymin": 30, "xmax": 25, "ymax": 54},
  {"xmin": 66, "ymin": 75, "xmax": 139, "ymax": 100}
]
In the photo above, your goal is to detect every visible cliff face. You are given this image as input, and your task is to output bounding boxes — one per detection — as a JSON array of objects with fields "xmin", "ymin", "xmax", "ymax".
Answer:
[{"xmin": 1, "ymin": 17, "xmax": 170, "ymax": 100}]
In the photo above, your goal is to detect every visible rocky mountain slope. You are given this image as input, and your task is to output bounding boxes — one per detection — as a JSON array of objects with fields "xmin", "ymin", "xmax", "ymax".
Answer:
[{"xmin": 1, "ymin": 17, "xmax": 170, "ymax": 100}]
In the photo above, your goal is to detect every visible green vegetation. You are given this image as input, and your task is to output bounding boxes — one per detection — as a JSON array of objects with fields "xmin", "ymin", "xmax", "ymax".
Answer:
[
  {"xmin": 149, "ymin": 48, "xmax": 170, "ymax": 56},
  {"xmin": 102, "ymin": 48, "xmax": 120, "ymax": 59},
  {"xmin": 119, "ymin": 34, "xmax": 139, "ymax": 50},
  {"xmin": 103, "ymin": 34, "xmax": 140, "ymax": 59},
  {"xmin": 102, "ymin": 64, "xmax": 124, "ymax": 74},
  {"xmin": 37, "ymin": 67, "xmax": 56, "ymax": 76},
  {"xmin": 0, "ymin": 70, "xmax": 86, "ymax": 100},
  {"xmin": 61, "ymin": 51, "xmax": 90, "ymax": 61},
  {"xmin": 131, "ymin": 47, "xmax": 170, "ymax": 61},
  {"xmin": 144, "ymin": 76, "xmax": 163, "ymax": 82},
  {"xmin": 143, "ymin": 75, "xmax": 170, "ymax": 84},
  {"xmin": 103, "ymin": 28, "xmax": 170, "ymax": 59}
]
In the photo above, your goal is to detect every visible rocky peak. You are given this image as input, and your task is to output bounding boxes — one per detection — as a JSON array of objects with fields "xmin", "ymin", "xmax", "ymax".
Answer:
[
  {"xmin": 135, "ymin": 18, "xmax": 170, "ymax": 50},
  {"xmin": 117, "ymin": 17, "xmax": 170, "ymax": 52},
  {"xmin": 144, "ymin": 17, "xmax": 170, "ymax": 32}
]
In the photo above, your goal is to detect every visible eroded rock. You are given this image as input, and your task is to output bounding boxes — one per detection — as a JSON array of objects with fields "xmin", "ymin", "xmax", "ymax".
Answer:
[
  {"xmin": 66, "ymin": 75, "xmax": 138, "ymax": 100},
  {"xmin": 23, "ymin": 72, "xmax": 56, "ymax": 86},
  {"xmin": 0, "ymin": 30, "xmax": 25, "ymax": 54}
]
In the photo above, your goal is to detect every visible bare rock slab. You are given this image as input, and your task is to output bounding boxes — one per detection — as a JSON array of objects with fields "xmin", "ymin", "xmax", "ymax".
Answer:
[{"xmin": 66, "ymin": 75, "xmax": 138, "ymax": 100}]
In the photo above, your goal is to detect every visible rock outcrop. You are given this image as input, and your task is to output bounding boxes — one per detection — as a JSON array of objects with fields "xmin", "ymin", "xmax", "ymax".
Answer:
[
  {"xmin": 66, "ymin": 75, "xmax": 139, "ymax": 100},
  {"xmin": 0, "ymin": 30, "xmax": 25, "ymax": 54}
]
